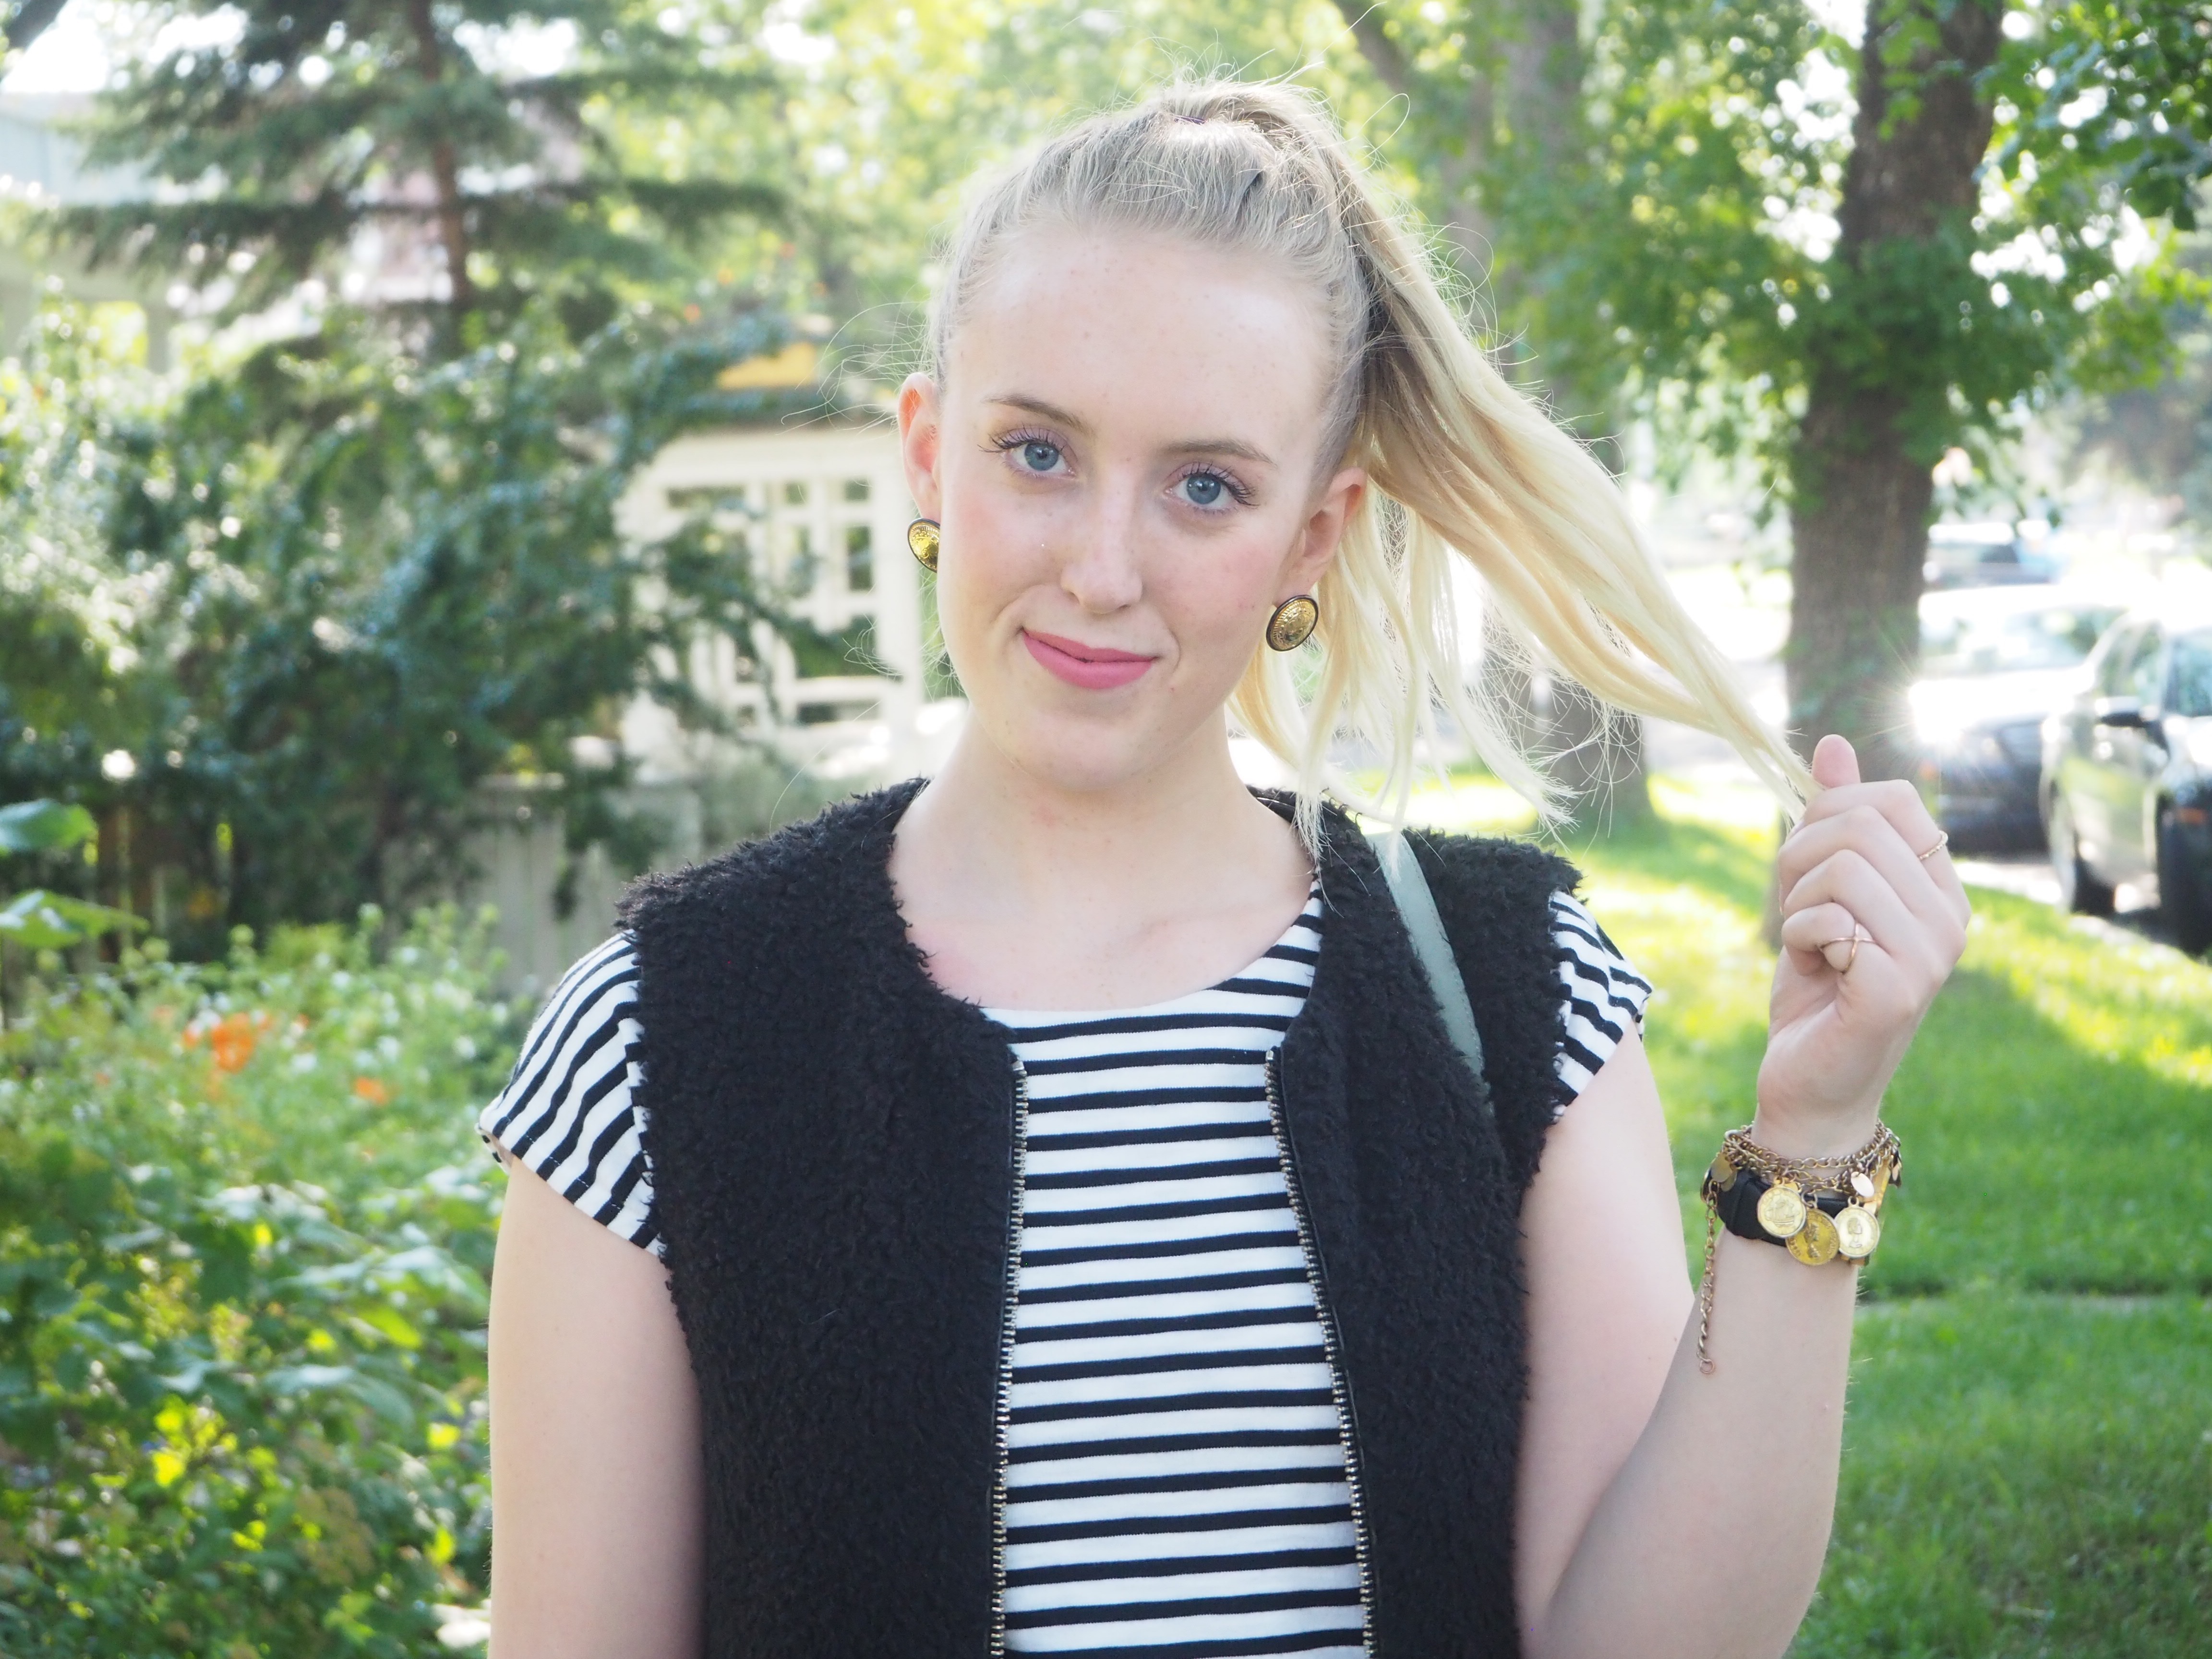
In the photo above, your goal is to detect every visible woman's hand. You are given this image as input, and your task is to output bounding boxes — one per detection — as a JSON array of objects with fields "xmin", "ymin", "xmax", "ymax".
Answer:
[{"xmin": 1759, "ymin": 733, "xmax": 1972, "ymax": 1153}]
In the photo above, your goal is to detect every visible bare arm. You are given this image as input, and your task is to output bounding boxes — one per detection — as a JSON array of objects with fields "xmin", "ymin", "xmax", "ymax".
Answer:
[
  {"xmin": 487, "ymin": 1159, "xmax": 704, "ymax": 1659},
  {"xmin": 1515, "ymin": 1028, "xmax": 1860, "ymax": 1659},
  {"xmin": 1515, "ymin": 738, "xmax": 1970, "ymax": 1659},
  {"xmin": 1513, "ymin": 1026, "xmax": 1695, "ymax": 1631}
]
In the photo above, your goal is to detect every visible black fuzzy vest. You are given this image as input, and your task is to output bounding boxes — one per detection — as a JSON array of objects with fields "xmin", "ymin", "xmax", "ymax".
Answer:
[{"xmin": 622, "ymin": 781, "xmax": 1576, "ymax": 1658}]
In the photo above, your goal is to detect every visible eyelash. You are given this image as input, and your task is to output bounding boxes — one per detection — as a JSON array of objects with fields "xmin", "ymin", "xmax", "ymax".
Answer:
[
  {"xmin": 988, "ymin": 429, "xmax": 1253, "ymax": 510},
  {"xmin": 1170, "ymin": 463, "xmax": 1253, "ymax": 510},
  {"xmin": 988, "ymin": 428, "xmax": 1071, "ymax": 484}
]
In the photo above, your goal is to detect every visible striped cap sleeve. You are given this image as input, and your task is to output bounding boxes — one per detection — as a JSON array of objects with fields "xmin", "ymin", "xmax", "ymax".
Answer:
[
  {"xmin": 1552, "ymin": 891, "xmax": 1653, "ymax": 1105},
  {"xmin": 477, "ymin": 934, "xmax": 661, "ymax": 1257}
]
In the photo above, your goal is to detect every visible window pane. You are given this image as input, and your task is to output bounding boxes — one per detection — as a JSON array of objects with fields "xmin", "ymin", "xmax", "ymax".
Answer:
[
  {"xmin": 843, "ymin": 479, "xmax": 870, "ymax": 502},
  {"xmin": 2170, "ymin": 631, "xmax": 2212, "ymax": 718},
  {"xmin": 2128, "ymin": 635, "xmax": 2166, "ymax": 703},
  {"xmin": 846, "ymin": 524, "xmax": 873, "ymax": 592},
  {"xmin": 2097, "ymin": 630, "xmax": 2142, "ymax": 695}
]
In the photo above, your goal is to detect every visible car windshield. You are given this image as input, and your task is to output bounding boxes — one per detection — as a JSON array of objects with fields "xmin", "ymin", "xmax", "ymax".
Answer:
[
  {"xmin": 2173, "ymin": 629, "xmax": 2212, "ymax": 717},
  {"xmin": 1921, "ymin": 604, "xmax": 2120, "ymax": 677}
]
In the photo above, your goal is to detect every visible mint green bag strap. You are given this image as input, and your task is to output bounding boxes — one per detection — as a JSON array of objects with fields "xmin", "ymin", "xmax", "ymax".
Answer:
[{"xmin": 1365, "ymin": 828, "xmax": 1487, "ymax": 1095}]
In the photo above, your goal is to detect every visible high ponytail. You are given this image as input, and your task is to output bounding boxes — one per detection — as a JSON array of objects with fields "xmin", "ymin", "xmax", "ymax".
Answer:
[{"xmin": 930, "ymin": 81, "xmax": 1810, "ymax": 839}]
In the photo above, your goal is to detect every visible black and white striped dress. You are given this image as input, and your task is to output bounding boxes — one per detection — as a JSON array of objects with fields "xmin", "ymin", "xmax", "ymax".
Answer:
[{"xmin": 480, "ymin": 888, "xmax": 1649, "ymax": 1656}]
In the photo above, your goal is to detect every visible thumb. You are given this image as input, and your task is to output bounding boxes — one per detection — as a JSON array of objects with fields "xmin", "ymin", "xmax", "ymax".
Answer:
[{"xmin": 1811, "ymin": 733, "xmax": 1861, "ymax": 792}]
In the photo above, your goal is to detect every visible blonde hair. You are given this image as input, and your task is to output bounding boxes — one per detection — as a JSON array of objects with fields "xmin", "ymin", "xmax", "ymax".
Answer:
[{"xmin": 928, "ymin": 81, "xmax": 1809, "ymax": 835}]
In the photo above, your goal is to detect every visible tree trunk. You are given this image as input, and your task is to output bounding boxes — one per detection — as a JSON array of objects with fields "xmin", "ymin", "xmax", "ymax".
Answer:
[
  {"xmin": 1496, "ymin": 0, "xmax": 1648, "ymax": 818},
  {"xmin": 1482, "ymin": 619, "xmax": 1652, "ymax": 831},
  {"xmin": 404, "ymin": 0, "xmax": 476, "ymax": 326},
  {"xmin": 1500, "ymin": 0, "xmax": 1580, "ymax": 185},
  {"xmin": 1335, "ymin": 1, "xmax": 1495, "ymax": 280},
  {"xmin": 1785, "ymin": 0, "xmax": 2001, "ymax": 778},
  {"xmin": 1343, "ymin": 1, "xmax": 1651, "ymax": 821}
]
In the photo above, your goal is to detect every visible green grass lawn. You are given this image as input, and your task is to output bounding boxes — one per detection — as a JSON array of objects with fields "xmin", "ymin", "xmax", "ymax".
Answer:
[{"xmin": 1410, "ymin": 776, "xmax": 2212, "ymax": 1656}]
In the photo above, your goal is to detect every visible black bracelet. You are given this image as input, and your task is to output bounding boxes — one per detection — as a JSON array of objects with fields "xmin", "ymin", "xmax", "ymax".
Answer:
[{"xmin": 1712, "ymin": 1164, "xmax": 1850, "ymax": 1246}]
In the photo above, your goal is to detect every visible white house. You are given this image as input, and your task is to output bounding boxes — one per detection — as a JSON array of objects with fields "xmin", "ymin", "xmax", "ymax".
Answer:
[
  {"xmin": 475, "ymin": 401, "xmax": 971, "ymax": 992},
  {"xmin": 614, "ymin": 409, "xmax": 963, "ymax": 788}
]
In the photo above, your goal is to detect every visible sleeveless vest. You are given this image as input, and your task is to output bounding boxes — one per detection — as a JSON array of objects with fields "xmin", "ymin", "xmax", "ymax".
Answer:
[{"xmin": 622, "ymin": 781, "xmax": 1576, "ymax": 1658}]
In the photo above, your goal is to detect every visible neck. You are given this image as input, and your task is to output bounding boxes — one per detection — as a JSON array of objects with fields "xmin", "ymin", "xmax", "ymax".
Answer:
[{"xmin": 890, "ymin": 715, "xmax": 1309, "ymax": 938}]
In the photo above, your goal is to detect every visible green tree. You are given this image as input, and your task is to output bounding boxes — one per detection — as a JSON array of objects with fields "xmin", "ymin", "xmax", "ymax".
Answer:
[
  {"xmin": 1, "ymin": 3, "xmax": 832, "ymax": 938},
  {"xmin": 607, "ymin": 2, "xmax": 1381, "ymax": 340},
  {"xmin": 1327, "ymin": 0, "xmax": 1662, "ymax": 818},
  {"xmin": 1337, "ymin": 0, "xmax": 2212, "ymax": 780},
  {"xmin": 2072, "ymin": 233, "xmax": 2212, "ymax": 519},
  {"xmin": 60, "ymin": 0, "xmax": 783, "ymax": 349},
  {"xmin": 0, "ymin": 299, "xmax": 809, "ymax": 940}
]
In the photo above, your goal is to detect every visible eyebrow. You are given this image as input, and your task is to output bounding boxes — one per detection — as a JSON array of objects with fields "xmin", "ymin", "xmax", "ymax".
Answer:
[{"xmin": 985, "ymin": 393, "xmax": 1277, "ymax": 468}]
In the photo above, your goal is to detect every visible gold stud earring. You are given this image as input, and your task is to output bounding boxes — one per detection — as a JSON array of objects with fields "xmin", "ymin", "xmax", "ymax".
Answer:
[
  {"xmin": 906, "ymin": 517, "xmax": 940, "ymax": 572},
  {"xmin": 1265, "ymin": 594, "xmax": 1320, "ymax": 652}
]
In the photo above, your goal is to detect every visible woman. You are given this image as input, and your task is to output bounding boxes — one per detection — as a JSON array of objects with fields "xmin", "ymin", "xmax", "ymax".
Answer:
[{"xmin": 482, "ymin": 84, "xmax": 1969, "ymax": 1659}]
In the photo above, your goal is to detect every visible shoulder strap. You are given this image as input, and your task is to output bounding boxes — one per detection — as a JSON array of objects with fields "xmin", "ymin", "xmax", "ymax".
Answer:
[{"xmin": 1364, "ymin": 828, "xmax": 1487, "ymax": 1092}]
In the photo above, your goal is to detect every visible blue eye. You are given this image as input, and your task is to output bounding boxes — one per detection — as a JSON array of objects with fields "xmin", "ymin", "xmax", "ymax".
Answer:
[
  {"xmin": 1021, "ymin": 439, "xmax": 1060, "ymax": 472},
  {"xmin": 1181, "ymin": 472, "xmax": 1225, "ymax": 507}
]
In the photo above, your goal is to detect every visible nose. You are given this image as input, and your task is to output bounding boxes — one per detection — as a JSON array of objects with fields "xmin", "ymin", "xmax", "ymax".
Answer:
[{"xmin": 1058, "ymin": 488, "xmax": 1144, "ymax": 616}]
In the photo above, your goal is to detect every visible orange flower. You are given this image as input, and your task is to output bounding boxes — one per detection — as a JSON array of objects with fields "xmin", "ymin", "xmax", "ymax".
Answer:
[
  {"xmin": 207, "ymin": 1013, "xmax": 258, "ymax": 1073},
  {"xmin": 351, "ymin": 1076, "xmax": 390, "ymax": 1106}
]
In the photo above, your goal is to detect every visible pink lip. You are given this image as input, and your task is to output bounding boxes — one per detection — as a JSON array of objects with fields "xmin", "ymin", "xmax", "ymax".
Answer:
[{"xmin": 1022, "ymin": 630, "xmax": 1156, "ymax": 690}]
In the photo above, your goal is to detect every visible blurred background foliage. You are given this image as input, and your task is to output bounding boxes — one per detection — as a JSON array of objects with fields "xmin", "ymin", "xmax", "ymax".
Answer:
[
  {"xmin": 7, "ymin": 0, "xmax": 2212, "ymax": 877},
  {"xmin": 0, "ymin": 298, "xmax": 817, "ymax": 945},
  {"xmin": 0, "ymin": 910, "xmax": 514, "ymax": 1654}
]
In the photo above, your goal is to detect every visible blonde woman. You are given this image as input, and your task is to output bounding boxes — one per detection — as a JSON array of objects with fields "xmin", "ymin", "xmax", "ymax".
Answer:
[{"xmin": 481, "ymin": 84, "xmax": 1968, "ymax": 1659}]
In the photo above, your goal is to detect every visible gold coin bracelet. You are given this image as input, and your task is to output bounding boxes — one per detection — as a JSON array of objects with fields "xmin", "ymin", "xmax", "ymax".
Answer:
[{"xmin": 1695, "ymin": 1121, "xmax": 1903, "ymax": 1372}]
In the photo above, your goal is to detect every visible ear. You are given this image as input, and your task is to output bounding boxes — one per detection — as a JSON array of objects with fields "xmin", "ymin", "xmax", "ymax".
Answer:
[
  {"xmin": 1280, "ymin": 464, "xmax": 1368, "ymax": 597},
  {"xmin": 898, "ymin": 372, "xmax": 945, "ymax": 518}
]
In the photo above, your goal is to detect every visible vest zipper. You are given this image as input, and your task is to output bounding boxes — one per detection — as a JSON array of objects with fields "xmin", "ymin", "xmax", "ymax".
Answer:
[
  {"xmin": 988, "ymin": 1056, "xmax": 1030, "ymax": 1657},
  {"xmin": 1266, "ymin": 1048, "xmax": 1378, "ymax": 1656}
]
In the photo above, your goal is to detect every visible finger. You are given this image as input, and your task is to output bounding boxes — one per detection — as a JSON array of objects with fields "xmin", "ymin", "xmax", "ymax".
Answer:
[
  {"xmin": 1777, "ymin": 804, "xmax": 1954, "ymax": 933},
  {"xmin": 1810, "ymin": 733, "xmax": 1861, "ymax": 791},
  {"xmin": 1790, "ymin": 776, "xmax": 1971, "ymax": 928},
  {"xmin": 1783, "ymin": 847, "xmax": 1956, "ymax": 986},
  {"xmin": 1778, "ymin": 901, "xmax": 1864, "ymax": 974}
]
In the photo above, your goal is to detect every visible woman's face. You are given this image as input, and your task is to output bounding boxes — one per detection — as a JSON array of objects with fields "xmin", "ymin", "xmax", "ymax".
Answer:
[{"xmin": 899, "ymin": 228, "xmax": 1365, "ymax": 796}]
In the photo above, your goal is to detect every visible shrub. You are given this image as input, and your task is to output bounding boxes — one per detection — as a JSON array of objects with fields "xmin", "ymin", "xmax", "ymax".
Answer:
[{"xmin": 0, "ymin": 910, "xmax": 515, "ymax": 1655}]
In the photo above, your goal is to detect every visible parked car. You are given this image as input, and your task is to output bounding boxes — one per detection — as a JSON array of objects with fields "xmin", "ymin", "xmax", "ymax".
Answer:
[
  {"xmin": 2043, "ymin": 606, "xmax": 2212, "ymax": 954},
  {"xmin": 1913, "ymin": 587, "xmax": 2123, "ymax": 848},
  {"xmin": 1924, "ymin": 521, "xmax": 2063, "ymax": 589}
]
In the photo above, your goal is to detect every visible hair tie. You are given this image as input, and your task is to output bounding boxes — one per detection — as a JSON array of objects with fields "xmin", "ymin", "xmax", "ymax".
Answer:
[{"xmin": 1176, "ymin": 112, "xmax": 1207, "ymax": 125}]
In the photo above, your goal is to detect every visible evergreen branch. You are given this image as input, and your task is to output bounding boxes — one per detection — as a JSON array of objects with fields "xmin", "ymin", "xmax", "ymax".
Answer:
[{"xmin": 55, "ymin": 195, "xmax": 358, "ymax": 305}]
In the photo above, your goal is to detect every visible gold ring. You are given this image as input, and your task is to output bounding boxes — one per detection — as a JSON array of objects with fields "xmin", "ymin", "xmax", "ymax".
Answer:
[
  {"xmin": 1917, "ymin": 830, "xmax": 1949, "ymax": 863},
  {"xmin": 1815, "ymin": 925, "xmax": 1872, "ymax": 974}
]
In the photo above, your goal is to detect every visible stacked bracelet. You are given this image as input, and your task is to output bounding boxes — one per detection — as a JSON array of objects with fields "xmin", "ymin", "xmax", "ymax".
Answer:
[{"xmin": 1694, "ymin": 1120, "xmax": 1903, "ymax": 1372}]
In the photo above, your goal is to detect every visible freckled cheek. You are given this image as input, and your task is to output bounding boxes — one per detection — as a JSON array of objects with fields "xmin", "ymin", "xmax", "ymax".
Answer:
[
  {"xmin": 939, "ymin": 477, "xmax": 1062, "ymax": 630},
  {"xmin": 1151, "ymin": 534, "xmax": 1284, "ymax": 673}
]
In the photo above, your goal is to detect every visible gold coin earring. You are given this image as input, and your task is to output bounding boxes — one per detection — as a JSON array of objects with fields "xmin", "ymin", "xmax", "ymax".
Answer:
[
  {"xmin": 1265, "ymin": 594, "xmax": 1320, "ymax": 652},
  {"xmin": 906, "ymin": 517, "xmax": 940, "ymax": 573}
]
